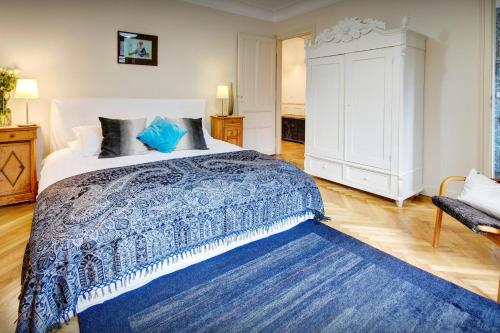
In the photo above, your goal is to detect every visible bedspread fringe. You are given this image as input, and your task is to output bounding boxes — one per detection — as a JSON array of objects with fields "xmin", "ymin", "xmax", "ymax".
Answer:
[{"xmin": 68, "ymin": 210, "xmax": 321, "ymax": 323}]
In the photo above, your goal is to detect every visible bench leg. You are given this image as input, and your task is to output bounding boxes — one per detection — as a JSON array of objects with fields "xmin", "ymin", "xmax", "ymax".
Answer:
[{"xmin": 432, "ymin": 208, "xmax": 443, "ymax": 248}]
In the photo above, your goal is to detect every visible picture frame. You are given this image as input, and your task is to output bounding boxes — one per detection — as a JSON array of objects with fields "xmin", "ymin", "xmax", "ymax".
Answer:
[{"xmin": 117, "ymin": 31, "xmax": 158, "ymax": 66}]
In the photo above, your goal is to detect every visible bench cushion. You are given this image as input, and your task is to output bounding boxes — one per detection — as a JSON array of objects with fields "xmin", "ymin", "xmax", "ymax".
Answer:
[{"xmin": 432, "ymin": 196, "xmax": 500, "ymax": 233}]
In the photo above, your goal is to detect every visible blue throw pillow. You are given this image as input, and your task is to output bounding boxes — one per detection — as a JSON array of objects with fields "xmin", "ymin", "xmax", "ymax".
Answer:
[{"xmin": 137, "ymin": 116, "xmax": 187, "ymax": 153}]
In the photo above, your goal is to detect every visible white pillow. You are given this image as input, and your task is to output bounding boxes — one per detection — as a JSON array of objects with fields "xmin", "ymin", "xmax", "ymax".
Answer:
[
  {"xmin": 457, "ymin": 169, "xmax": 500, "ymax": 219},
  {"xmin": 67, "ymin": 140, "xmax": 79, "ymax": 150},
  {"xmin": 72, "ymin": 125, "xmax": 102, "ymax": 157},
  {"xmin": 202, "ymin": 127, "xmax": 215, "ymax": 144}
]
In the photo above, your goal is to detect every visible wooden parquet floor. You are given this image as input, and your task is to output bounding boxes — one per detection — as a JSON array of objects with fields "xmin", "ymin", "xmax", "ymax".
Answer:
[
  {"xmin": 278, "ymin": 140, "xmax": 499, "ymax": 301},
  {"xmin": 0, "ymin": 140, "xmax": 498, "ymax": 332}
]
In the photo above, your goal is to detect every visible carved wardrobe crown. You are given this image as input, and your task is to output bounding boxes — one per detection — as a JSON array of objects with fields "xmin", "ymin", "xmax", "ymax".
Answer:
[{"xmin": 307, "ymin": 16, "xmax": 410, "ymax": 48}]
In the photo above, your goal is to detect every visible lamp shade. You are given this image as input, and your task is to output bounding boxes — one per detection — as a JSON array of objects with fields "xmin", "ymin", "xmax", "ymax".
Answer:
[
  {"xmin": 216, "ymin": 85, "xmax": 229, "ymax": 99},
  {"xmin": 15, "ymin": 79, "xmax": 39, "ymax": 99}
]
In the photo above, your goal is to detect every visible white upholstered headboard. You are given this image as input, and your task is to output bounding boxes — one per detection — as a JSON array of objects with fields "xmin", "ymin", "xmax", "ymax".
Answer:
[{"xmin": 50, "ymin": 98, "xmax": 206, "ymax": 152}]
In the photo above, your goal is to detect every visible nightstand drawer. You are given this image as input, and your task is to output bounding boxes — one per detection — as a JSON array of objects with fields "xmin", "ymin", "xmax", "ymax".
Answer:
[
  {"xmin": 0, "ymin": 130, "xmax": 35, "ymax": 142},
  {"xmin": 224, "ymin": 117, "xmax": 242, "ymax": 125}
]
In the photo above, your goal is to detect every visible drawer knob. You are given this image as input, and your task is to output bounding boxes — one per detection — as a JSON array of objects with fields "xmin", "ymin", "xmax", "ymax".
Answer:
[
  {"xmin": 363, "ymin": 176, "xmax": 368, "ymax": 181},
  {"xmin": 10, "ymin": 134, "xmax": 15, "ymax": 138},
  {"xmin": 322, "ymin": 165, "xmax": 327, "ymax": 169}
]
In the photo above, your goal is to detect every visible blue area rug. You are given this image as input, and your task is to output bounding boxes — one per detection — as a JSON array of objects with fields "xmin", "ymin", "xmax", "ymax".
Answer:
[{"xmin": 79, "ymin": 220, "xmax": 500, "ymax": 332}]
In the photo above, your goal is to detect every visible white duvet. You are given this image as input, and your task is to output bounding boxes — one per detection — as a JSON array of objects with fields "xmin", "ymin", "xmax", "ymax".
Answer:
[{"xmin": 39, "ymin": 139, "xmax": 242, "ymax": 193}]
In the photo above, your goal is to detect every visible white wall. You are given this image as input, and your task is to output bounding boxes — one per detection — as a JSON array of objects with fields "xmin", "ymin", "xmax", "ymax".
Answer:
[
  {"xmin": 277, "ymin": 0, "xmax": 483, "ymax": 195},
  {"xmin": 282, "ymin": 37, "xmax": 306, "ymax": 116},
  {"xmin": 0, "ymin": 0, "xmax": 274, "ymax": 161},
  {"xmin": 0, "ymin": 0, "xmax": 487, "ymax": 196}
]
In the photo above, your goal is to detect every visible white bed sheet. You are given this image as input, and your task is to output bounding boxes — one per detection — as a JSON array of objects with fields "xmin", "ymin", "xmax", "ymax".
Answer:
[{"xmin": 39, "ymin": 139, "xmax": 243, "ymax": 193}]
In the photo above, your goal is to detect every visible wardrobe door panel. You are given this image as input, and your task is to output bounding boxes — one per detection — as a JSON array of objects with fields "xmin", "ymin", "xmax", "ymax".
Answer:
[
  {"xmin": 345, "ymin": 48, "xmax": 393, "ymax": 170},
  {"xmin": 307, "ymin": 55, "xmax": 344, "ymax": 160}
]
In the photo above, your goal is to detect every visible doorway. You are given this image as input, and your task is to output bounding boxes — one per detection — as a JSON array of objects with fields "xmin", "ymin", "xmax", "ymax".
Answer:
[{"xmin": 276, "ymin": 33, "xmax": 312, "ymax": 168}]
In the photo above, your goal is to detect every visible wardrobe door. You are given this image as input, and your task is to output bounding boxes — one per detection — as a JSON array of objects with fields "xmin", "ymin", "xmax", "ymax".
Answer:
[
  {"xmin": 345, "ymin": 48, "xmax": 393, "ymax": 170},
  {"xmin": 307, "ymin": 55, "xmax": 344, "ymax": 160}
]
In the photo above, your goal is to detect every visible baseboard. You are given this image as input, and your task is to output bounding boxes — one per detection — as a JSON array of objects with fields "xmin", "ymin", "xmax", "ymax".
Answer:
[{"xmin": 422, "ymin": 185, "xmax": 460, "ymax": 198}]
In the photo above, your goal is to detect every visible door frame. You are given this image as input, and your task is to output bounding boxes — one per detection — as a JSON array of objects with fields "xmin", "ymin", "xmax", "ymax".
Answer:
[
  {"xmin": 480, "ymin": 0, "xmax": 495, "ymax": 176},
  {"xmin": 276, "ymin": 30, "xmax": 314, "ymax": 155}
]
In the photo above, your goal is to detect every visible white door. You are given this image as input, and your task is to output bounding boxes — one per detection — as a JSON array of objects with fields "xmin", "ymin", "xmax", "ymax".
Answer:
[
  {"xmin": 306, "ymin": 55, "xmax": 345, "ymax": 160},
  {"xmin": 345, "ymin": 48, "xmax": 393, "ymax": 170},
  {"xmin": 237, "ymin": 34, "xmax": 276, "ymax": 155}
]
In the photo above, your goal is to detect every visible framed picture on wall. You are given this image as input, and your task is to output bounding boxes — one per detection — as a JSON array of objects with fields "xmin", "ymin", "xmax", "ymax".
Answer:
[{"xmin": 117, "ymin": 31, "xmax": 158, "ymax": 66}]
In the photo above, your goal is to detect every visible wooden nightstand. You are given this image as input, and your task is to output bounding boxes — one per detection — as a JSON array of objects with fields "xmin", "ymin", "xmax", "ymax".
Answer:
[
  {"xmin": 210, "ymin": 115, "xmax": 244, "ymax": 147},
  {"xmin": 0, "ymin": 126, "xmax": 38, "ymax": 206}
]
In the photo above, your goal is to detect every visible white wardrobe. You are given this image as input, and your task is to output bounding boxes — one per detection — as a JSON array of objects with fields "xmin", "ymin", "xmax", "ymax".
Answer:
[{"xmin": 304, "ymin": 17, "xmax": 426, "ymax": 207}]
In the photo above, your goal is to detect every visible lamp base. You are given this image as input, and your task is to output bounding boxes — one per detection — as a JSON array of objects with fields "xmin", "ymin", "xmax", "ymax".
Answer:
[{"xmin": 17, "ymin": 123, "xmax": 38, "ymax": 127}]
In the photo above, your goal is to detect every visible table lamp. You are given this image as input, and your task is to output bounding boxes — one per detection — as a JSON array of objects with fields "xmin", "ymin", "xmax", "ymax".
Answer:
[
  {"xmin": 216, "ymin": 85, "xmax": 229, "ymax": 117},
  {"xmin": 15, "ymin": 79, "xmax": 39, "ymax": 127}
]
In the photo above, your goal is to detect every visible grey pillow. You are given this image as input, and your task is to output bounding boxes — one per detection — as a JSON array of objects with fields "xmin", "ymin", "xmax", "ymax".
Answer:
[
  {"xmin": 165, "ymin": 117, "xmax": 207, "ymax": 150},
  {"xmin": 98, "ymin": 117, "xmax": 148, "ymax": 158}
]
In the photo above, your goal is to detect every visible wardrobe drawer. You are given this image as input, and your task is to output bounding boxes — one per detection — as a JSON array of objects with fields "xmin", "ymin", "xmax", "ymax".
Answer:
[
  {"xmin": 306, "ymin": 157, "xmax": 342, "ymax": 181},
  {"xmin": 344, "ymin": 166, "xmax": 391, "ymax": 194}
]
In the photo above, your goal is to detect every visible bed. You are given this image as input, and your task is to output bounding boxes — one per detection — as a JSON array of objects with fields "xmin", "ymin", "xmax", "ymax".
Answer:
[{"xmin": 17, "ymin": 99, "xmax": 325, "ymax": 333}]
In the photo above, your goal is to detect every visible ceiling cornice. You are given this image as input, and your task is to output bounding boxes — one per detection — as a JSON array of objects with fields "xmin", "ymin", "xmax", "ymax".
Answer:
[
  {"xmin": 273, "ymin": 0, "xmax": 342, "ymax": 22},
  {"xmin": 183, "ymin": 0, "xmax": 343, "ymax": 22}
]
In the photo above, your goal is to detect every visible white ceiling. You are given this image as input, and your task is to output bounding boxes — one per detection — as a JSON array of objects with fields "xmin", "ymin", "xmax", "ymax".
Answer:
[{"xmin": 183, "ymin": 0, "xmax": 343, "ymax": 22}]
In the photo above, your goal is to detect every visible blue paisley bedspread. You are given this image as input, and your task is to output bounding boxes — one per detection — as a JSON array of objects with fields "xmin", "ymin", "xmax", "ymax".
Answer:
[{"xmin": 17, "ymin": 150, "xmax": 324, "ymax": 333}]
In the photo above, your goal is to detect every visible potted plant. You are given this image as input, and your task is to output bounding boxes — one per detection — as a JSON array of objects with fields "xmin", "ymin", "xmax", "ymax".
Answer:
[{"xmin": 0, "ymin": 68, "xmax": 20, "ymax": 127}]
